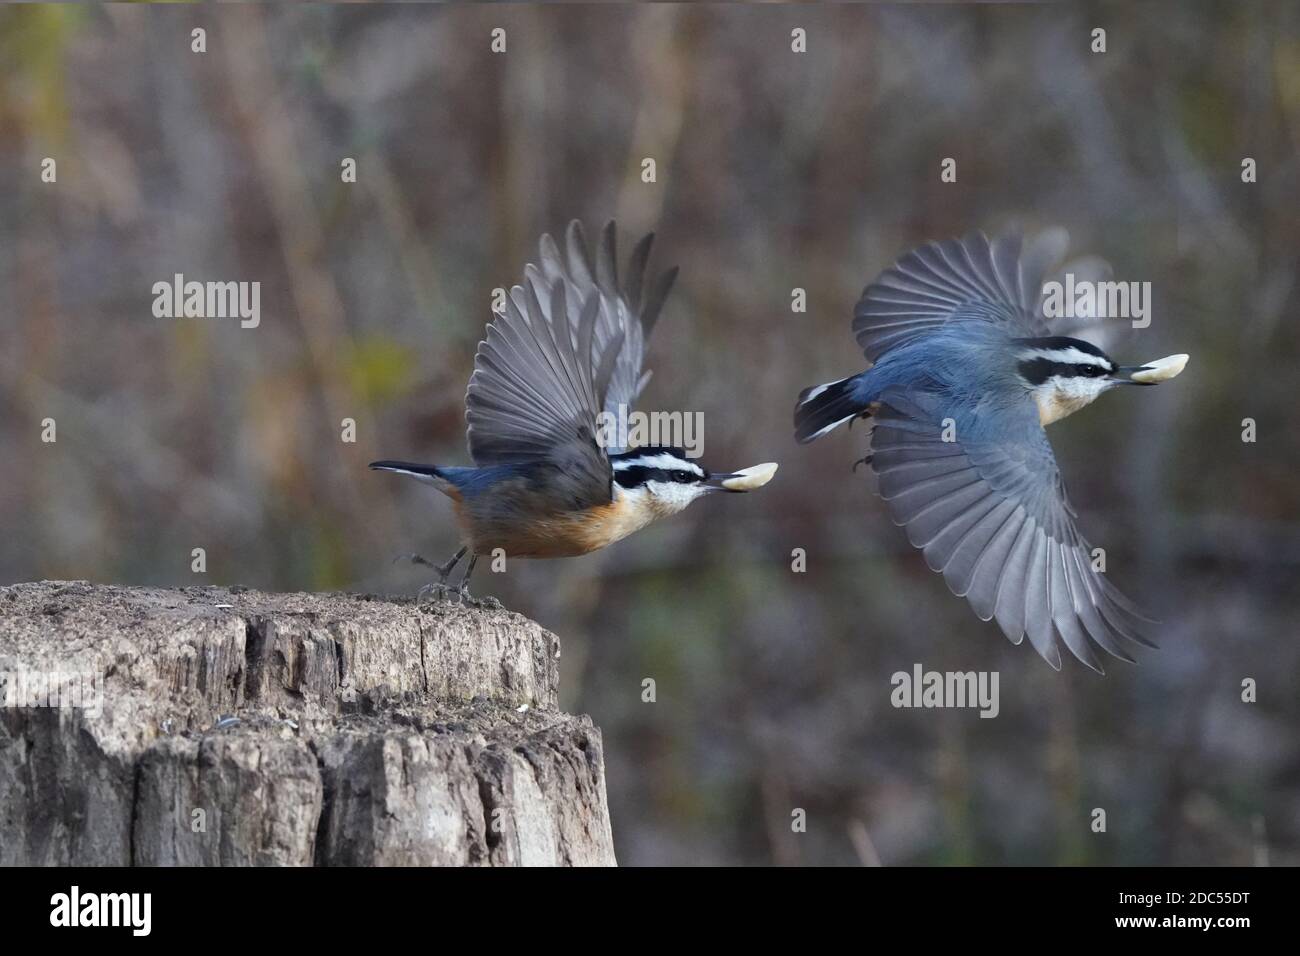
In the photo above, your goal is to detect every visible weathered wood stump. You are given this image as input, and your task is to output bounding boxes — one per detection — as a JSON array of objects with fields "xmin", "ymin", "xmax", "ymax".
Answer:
[{"xmin": 0, "ymin": 581, "xmax": 615, "ymax": 866}]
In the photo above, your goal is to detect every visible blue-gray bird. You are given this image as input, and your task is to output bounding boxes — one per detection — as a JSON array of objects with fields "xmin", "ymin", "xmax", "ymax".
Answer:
[
  {"xmin": 371, "ymin": 221, "xmax": 777, "ymax": 597},
  {"xmin": 794, "ymin": 229, "xmax": 1188, "ymax": 672}
]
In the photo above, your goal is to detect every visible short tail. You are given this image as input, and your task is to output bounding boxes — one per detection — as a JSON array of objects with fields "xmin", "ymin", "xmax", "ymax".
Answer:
[
  {"xmin": 793, "ymin": 375, "xmax": 868, "ymax": 444},
  {"xmin": 369, "ymin": 460, "xmax": 459, "ymax": 497}
]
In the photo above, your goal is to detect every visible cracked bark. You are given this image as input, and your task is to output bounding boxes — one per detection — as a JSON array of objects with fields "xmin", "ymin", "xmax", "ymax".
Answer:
[{"xmin": 0, "ymin": 581, "xmax": 615, "ymax": 866}]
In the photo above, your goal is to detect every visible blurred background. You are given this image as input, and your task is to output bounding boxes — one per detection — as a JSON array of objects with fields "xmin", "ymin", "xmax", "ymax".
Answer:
[{"xmin": 2, "ymin": 2, "xmax": 1298, "ymax": 865}]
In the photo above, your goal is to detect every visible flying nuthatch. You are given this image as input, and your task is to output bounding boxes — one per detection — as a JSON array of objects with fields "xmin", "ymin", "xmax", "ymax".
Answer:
[
  {"xmin": 795, "ymin": 229, "xmax": 1188, "ymax": 672},
  {"xmin": 372, "ymin": 220, "xmax": 777, "ymax": 598}
]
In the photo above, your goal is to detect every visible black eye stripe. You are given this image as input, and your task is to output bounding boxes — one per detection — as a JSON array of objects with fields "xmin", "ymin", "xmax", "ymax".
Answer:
[
  {"xmin": 613, "ymin": 465, "xmax": 704, "ymax": 489},
  {"xmin": 1018, "ymin": 357, "xmax": 1113, "ymax": 384}
]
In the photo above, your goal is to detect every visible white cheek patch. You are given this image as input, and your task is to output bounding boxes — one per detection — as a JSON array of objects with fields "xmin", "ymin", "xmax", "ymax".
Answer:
[
  {"xmin": 720, "ymin": 462, "xmax": 778, "ymax": 491},
  {"xmin": 1050, "ymin": 375, "xmax": 1109, "ymax": 401},
  {"xmin": 646, "ymin": 481, "xmax": 710, "ymax": 511},
  {"xmin": 1130, "ymin": 353, "xmax": 1189, "ymax": 383}
]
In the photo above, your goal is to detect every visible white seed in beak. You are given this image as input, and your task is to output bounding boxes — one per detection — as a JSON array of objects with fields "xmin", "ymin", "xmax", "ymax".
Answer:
[
  {"xmin": 1129, "ymin": 353, "xmax": 1189, "ymax": 384},
  {"xmin": 720, "ymin": 462, "xmax": 779, "ymax": 491}
]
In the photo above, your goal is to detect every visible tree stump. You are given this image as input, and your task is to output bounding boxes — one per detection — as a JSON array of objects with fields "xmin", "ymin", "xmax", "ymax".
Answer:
[{"xmin": 0, "ymin": 581, "xmax": 615, "ymax": 866}]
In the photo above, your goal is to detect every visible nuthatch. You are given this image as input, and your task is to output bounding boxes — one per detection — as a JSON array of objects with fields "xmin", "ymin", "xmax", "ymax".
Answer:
[
  {"xmin": 795, "ymin": 229, "xmax": 1188, "ymax": 672},
  {"xmin": 373, "ymin": 221, "xmax": 777, "ymax": 598}
]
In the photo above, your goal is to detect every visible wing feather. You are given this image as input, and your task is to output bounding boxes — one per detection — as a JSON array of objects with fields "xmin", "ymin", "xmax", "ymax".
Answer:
[
  {"xmin": 867, "ymin": 391, "xmax": 1155, "ymax": 670},
  {"xmin": 1020, "ymin": 531, "xmax": 1061, "ymax": 668},
  {"xmin": 941, "ymin": 497, "xmax": 1019, "ymax": 598},
  {"xmin": 964, "ymin": 507, "xmax": 1026, "ymax": 620},
  {"xmin": 466, "ymin": 220, "xmax": 676, "ymax": 472},
  {"xmin": 992, "ymin": 518, "xmax": 1036, "ymax": 648},
  {"xmin": 852, "ymin": 228, "xmax": 1123, "ymax": 362}
]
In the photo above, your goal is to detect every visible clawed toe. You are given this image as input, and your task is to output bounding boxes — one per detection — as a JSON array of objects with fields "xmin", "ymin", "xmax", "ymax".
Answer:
[
  {"xmin": 416, "ymin": 581, "xmax": 457, "ymax": 604},
  {"xmin": 408, "ymin": 546, "xmax": 490, "ymax": 607}
]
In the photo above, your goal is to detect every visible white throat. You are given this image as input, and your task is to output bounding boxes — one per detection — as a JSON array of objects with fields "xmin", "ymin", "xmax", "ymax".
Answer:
[
  {"xmin": 1032, "ymin": 376, "xmax": 1111, "ymax": 426},
  {"xmin": 614, "ymin": 478, "xmax": 710, "ymax": 519}
]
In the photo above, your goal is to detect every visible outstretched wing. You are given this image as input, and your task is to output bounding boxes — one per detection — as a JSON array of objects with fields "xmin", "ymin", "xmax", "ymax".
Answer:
[
  {"xmin": 867, "ymin": 387, "xmax": 1156, "ymax": 672},
  {"xmin": 465, "ymin": 265, "xmax": 619, "ymax": 507},
  {"xmin": 531, "ymin": 220, "xmax": 678, "ymax": 433},
  {"xmin": 852, "ymin": 228, "xmax": 1121, "ymax": 362},
  {"xmin": 464, "ymin": 221, "xmax": 677, "ymax": 503}
]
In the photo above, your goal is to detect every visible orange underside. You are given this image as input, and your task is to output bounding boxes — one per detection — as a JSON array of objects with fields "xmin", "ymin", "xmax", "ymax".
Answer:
[{"xmin": 452, "ymin": 497, "xmax": 637, "ymax": 558}]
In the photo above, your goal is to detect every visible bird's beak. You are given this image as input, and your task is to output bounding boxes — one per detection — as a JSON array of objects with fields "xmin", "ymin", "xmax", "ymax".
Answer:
[
  {"xmin": 1112, "ymin": 365, "xmax": 1157, "ymax": 386},
  {"xmin": 705, "ymin": 462, "xmax": 779, "ymax": 493},
  {"xmin": 1112, "ymin": 353, "xmax": 1189, "ymax": 386}
]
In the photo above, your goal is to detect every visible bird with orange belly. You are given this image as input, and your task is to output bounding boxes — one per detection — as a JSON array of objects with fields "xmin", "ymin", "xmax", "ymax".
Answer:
[{"xmin": 372, "ymin": 221, "xmax": 777, "ymax": 598}]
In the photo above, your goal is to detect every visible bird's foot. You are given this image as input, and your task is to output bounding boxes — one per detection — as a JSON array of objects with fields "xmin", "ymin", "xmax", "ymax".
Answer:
[
  {"xmin": 416, "ymin": 581, "xmax": 459, "ymax": 605},
  {"xmin": 439, "ymin": 579, "xmax": 502, "ymax": 609}
]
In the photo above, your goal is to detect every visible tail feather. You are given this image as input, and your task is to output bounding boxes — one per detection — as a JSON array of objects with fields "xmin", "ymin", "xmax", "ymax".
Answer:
[
  {"xmin": 794, "ymin": 375, "xmax": 867, "ymax": 443},
  {"xmin": 369, "ymin": 460, "xmax": 459, "ymax": 496}
]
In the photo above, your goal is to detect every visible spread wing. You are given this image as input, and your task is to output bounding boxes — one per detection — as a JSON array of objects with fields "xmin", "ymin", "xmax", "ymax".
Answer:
[
  {"xmin": 465, "ymin": 261, "xmax": 619, "ymax": 507},
  {"xmin": 852, "ymin": 229, "xmax": 1121, "ymax": 362},
  {"xmin": 464, "ymin": 221, "xmax": 677, "ymax": 504},
  {"xmin": 532, "ymin": 221, "xmax": 678, "ymax": 443},
  {"xmin": 867, "ymin": 387, "xmax": 1156, "ymax": 672}
]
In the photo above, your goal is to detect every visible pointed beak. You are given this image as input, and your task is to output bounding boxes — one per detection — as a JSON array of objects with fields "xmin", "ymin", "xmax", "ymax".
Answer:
[
  {"xmin": 704, "ymin": 462, "xmax": 779, "ymax": 493},
  {"xmin": 1112, "ymin": 353, "xmax": 1189, "ymax": 386},
  {"xmin": 1112, "ymin": 365, "xmax": 1157, "ymax": 386}
]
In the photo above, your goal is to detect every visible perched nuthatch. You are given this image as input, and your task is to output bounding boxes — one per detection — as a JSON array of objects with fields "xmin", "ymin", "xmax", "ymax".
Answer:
[
  {"xmin": 373, "ymin": 221, "xmax": 777, "ymax": 597},
  {"xmin": 795, "ymin": 229, "xmax": 1188, "ymax": 672}
]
